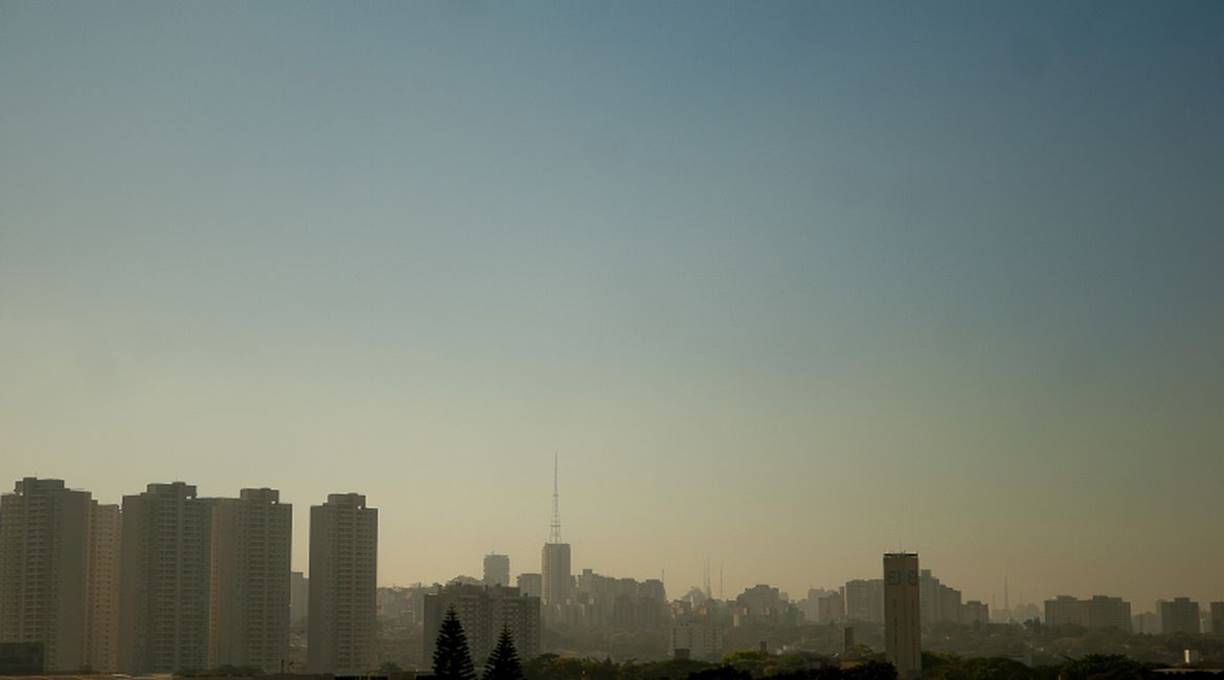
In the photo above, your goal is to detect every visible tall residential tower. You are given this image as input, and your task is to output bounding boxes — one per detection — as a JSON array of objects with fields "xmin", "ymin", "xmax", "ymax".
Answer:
[
  {"xmin": 307, "ymin": 493, "xmax": 378, "ymax": 674},
  {"xmin": 883, "ymin": 553, "xmax": 921, "ymax": 680},
  {"xmin": 118, "ymin": 482, "xmax": 214, "ymax": 674},
  {"xmin": 0, "ymin": 478, "xmax": 92, "ymax": 672}
]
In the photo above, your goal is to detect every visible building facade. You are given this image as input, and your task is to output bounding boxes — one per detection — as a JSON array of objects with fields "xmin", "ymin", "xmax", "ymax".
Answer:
[
  {"xmin": 541, "ymin": 543, "xmax": 572, "ymax": 608},
  {"xmin": 290, "ymin": 572, "xmax": 309, "ymax": 626},
  {"xmin": 0, "ymin": 478, "xmax": 92, "ymax": 672},
  {"xmin": 1160, "ymin": 598, "xmax": 1200, "ymax": 635},
  {"xmin": 118, "ymin": 482, "xmax": 214, "ymax": 674},
  {"xmin": 208, "ymin": 488, "xmax": 292, "ymax": 672},
  {"xmin": 844, "ymin": 579, "xmax": 884, "ymax": 623},
  {"xmin": 483, "ymin": 554, "xmax": 510, "ymax": 587},
  {"xmin": 1044, "ymin": 595, "xmax": 1130, "ymax": 631},
  {"xmin": 86, "ymin": 502, "xmax": 122, "ymax": 672},
  {"xmin": 883, "ymin": 553, "xmax": 920, "ymax": 680},
  {"xmin": 307, "ymin": 493, "xmax": 378, "ymax": 674},
  {"xmin": 517, "ymin": 573, "xmax": 542, "ymax": 599},
  {"xmin": 962, "ymin": 601, "xmax": 990, "ymax": 626}
]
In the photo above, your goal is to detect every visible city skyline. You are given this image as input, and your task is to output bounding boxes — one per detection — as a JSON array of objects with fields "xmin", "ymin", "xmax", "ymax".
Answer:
[
  {"xmin": 3, "ymin": 0, "xmax": 1224, "ymax": 623},
  {"xmin": 0, "ymin": 472, "xmax": 1217, "ymax": 614}
]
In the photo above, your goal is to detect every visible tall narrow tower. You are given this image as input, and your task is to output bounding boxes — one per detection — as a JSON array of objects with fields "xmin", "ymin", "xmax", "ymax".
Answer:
[
  {"xmin": 883, "ymin": 552, "xmax": 921, "ymax": 680},
  {"xmin": 541, "ymin": 455, "xmax": 572, "ymax": 611}
]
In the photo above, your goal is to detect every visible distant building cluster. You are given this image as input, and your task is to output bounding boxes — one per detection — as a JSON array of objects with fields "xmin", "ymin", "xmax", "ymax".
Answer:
[{"xmin": 2, "ymin": 473, "xmax": 1221, "ymax": 677}]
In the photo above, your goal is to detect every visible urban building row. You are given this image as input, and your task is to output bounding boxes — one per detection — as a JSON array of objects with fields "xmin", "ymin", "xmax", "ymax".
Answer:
[{"xmin": 0, "ymin": 479, "xmax": 378, "ymax": 675}]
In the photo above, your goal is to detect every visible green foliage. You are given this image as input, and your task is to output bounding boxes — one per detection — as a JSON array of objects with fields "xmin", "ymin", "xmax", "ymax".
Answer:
[
  {"xmin": 379, "ymin": 661, "xmax": 405, "ymax": 674},
  {"xmin": 485, "ymin": 627, "xmax": 526, "ymax": 680},
  {"xmin": 434, "ymin": 606, "xmax": 478, "ymax": 680}
]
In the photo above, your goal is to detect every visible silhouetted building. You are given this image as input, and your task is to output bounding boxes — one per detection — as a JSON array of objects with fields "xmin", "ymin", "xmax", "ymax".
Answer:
[
  {"xmin": 0, "ymin": 478, "xmax": 92, "ymax": 672},
  {"xmin": 484, "ymin": 553, "xmax": 510, "ymax": 587},
  {"xmin": 671, "ymin": 622, "xmax": 722, "ymax": 661},
  {"xmin": 517, "ymin": 573, "xmax": 542, "ymax": 599},
  {"xmin": 575, "ymin": 569, "xmax": 668, "ymax": 629},
  {"xmin": 817, "ymin": 590, "xmax": 845, "ymax": 623},
  {"xmin": 1044, "ymin": 595, "xmax": 1131, "ymax": 631},
  {"xmin": 1161, "ymin": 598, "xmax": 1200, "ymax": 635},
  {"xmin": 1211, "ymin": 603, "xmax": 1224, "ymax": 635},
  {"xmin": 86, "ymin": 501, "xmax": 121, "ymax": 672},
  {"xmin": 207, "ymin": 488, "xmax": 292, "ymax": 672},
  {"xmin": 290, "ymin": 572, "xmax": 309, "ymax": 626},
  {"xmin": 844, "ymin": 578, "xmax": 884, "ymax": 623},
  {"xmin": 307, "ymin": 493, "xmax": 377, "ymax": 674},
  {"xmin": 962, "ymin": 600, "xmax": 990, "ymax": 626},
  {"xmin": 118, "ymin": 482, "xmax": 213, "ymax": 674},
  {"xmin": 733, "ymin": 584, "xmax": 796, "ymax": 626},
  {"xmin": 883, "ymin": 553, "xmax": 920, "ymax": 680},
  {"xmin": 423, "ymin": 584, "xmax": 540, "ymax": 664},
  {"xmin": 541, "ymin": 543, "xmax": 572, "ymax": 608}
]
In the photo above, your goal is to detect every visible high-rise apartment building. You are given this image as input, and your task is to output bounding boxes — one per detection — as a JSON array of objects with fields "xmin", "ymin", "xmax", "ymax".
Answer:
[
  {"xmin": 844, "ymin": 579, "xmax": 884, "ymax": 623},
  {"xmin": 1210, "ymin": 603, "xmax": 1224, "ymax": 635},
  {"xmin": 118, "ymin": 482, "xmax": 213, "ymax": 674},
  {"xmin": 517, "ymin": 573, "xmax": 542, "ymax": 599},
  {"xmin": 307, "ymin": 493, "xmax": 378, "ymax": 675},
  {"xmin": 423, "ymin": 584, "xmax": 541, "ymax": 664},
  {"xmin": 0, "ymin": 478, "xmax": 92, "ymax": 672},
  {"xmin": 483, "ymin": 553, "xmax": 510, "ymax": 587},
  {"xmin": 1161, "ymin": 597, "xmax": 1201, "ymax": 634},
  {"xmin": 86, "ymin": 502, "xmax": 122, "ymax": 672},
  {"xmin": 1044, "ymin": 595, "xmax": 1130, "ymax": 631},
  {"xmin": 208, "ymin": 488, "xmax": 292, "ymax": 672},
  {"xmin": 883, "ymin": 553, "xmax": 921, "ymax": 680}
]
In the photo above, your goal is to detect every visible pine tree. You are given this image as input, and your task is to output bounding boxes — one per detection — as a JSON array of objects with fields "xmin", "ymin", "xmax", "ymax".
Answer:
[
  {"xmin": 482, "ymin": 626, "xmax": 524, "ymax": 680},
  {"xmin": 433, "ymin": 607, "xmax": 477, "ymax": 680}
]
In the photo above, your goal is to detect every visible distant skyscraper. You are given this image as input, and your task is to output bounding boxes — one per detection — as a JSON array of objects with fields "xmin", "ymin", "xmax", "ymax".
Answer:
[
  {"xmin": 517, "ymin": 573, "xmax": 543, "ymax": 599},
  {"xmin": 307, "ymin": 493, "xmax": 378, "ymax": 674},
  {"xmin": 86, "ymin": 501, "xmax": 122, "ymax": 673},
  {"xmin": 1161, "ymin": 597, "xmax": 1201, "ymax": 634},
  {"xmin": 118, "ymin": 482, "xmax": 213, "ymax": 674},
  {"xmin": 484, "ymin": 553, "xmax": 511, "ymax": 587},
  {"xmin": 541, "ymin": 456, "xmax": 572, "ymax": 609},
  {"xmin": 883, "ymin": 553, "xmax": 921, "ymax": 680},
  {"xmin": 423, "ymin": 583, "xmax": 541, "ymax": 664},
  {"xmin": 0, "ymin": 478, "xmax": 92, "ymax": 672},
  {"xmin": 207, "ymin": 488, "xmax": 292, "ymax": 672},
  {"xmin": 290, "ymin": 572, "xmax": 309, "ymax": 626}
]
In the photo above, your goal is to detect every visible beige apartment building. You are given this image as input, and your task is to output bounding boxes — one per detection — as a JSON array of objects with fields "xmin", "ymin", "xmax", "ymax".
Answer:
[
  {"xmin": 0, "ymin": 478, "xmax": 92, "ymax": 672},
  {"xmin": 118, "ymin": 482, "xmax": 213, "ymax": 674},
  {"xmin": 208, "ymin": 488, "xmax": 292, "ymax": 672},
  {"xmin": 307, "ymin": 493, "xmax": 377, "ymax": 675}
]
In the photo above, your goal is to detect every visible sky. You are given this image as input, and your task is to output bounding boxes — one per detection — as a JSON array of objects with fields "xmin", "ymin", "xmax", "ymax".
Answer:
[{"xmin": 2, "ymin": 0, "xmax": 1223, "ymax": 612}]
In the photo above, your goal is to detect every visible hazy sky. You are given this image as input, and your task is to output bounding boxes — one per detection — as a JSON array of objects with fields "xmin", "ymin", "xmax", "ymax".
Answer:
[{"xmin": 2, "ymin": 1, "xmax": 1223, "ymax": 611}]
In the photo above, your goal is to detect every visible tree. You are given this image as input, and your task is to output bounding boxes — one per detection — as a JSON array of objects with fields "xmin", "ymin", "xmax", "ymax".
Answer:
[
  {"xmin": 484, "ymin": 627, "xmax": 525, "ymax": 680},
  {"xmin": 434, "ymin": 607, "xmax": 477, "ymax": 680}
]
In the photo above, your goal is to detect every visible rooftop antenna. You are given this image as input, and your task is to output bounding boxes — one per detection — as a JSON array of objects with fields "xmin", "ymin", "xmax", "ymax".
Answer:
[{"xmin": 548, "ymin": 453, "xmax": 562, "ymax": 543}]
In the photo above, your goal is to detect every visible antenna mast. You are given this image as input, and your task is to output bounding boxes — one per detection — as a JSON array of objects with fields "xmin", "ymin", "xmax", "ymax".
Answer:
[{"xmin": 549, "ymin": 453, "xmax": 562, "ymax": 543}]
